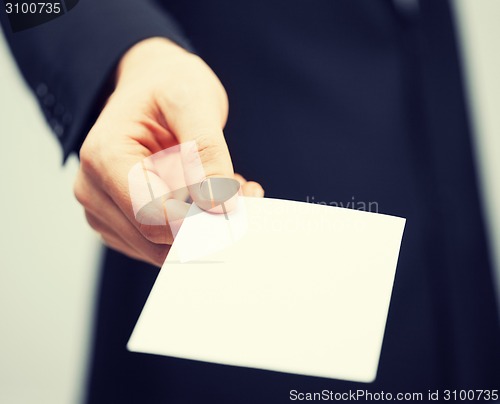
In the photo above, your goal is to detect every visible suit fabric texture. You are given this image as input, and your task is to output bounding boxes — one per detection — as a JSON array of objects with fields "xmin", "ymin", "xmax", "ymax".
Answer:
[{"xmin": 2, "ymin": 1, "xmax": 499, "ymax": 403}]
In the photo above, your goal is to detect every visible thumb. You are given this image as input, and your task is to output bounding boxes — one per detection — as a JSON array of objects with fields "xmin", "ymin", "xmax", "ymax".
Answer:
[
  {"xmin": 180, "ymin": 139, "xmax": 240, "ymax": 213},
  {"xmin": 160, "ymin": 94, "xmax": 240, "ymax": 212}
]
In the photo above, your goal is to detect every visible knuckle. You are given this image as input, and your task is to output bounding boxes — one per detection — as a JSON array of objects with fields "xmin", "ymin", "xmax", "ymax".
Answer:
[
  {"xmin": 196, "ymin": 135, "xmax": 226, "ymax": 167},
  {"xmin": 79, "ymin": 137, "xmax": 100, "ymax": 176},
  {"xmin": 84, "ymin": 212, "xmax": 101, "ymax": 232},
  {"xmin": 73, "ymin": 176, "xmax": 90, "ymax": 207}
]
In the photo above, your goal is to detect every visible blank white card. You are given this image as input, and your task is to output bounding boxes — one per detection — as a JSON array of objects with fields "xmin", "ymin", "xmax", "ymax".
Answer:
[{"xmin": 128, "ymin": 197, "xmax": 406, "ymax": 382}]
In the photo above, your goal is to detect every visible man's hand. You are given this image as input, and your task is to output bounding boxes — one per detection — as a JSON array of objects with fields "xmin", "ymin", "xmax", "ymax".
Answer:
[{"xmin": 73, "ymin": 38, "xmax": 264, "ymax": 267}]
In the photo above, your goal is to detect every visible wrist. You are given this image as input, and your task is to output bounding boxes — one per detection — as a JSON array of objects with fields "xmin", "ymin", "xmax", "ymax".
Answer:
[{"xmin": 116, "ymin": 37, "xmax": 192, "ymax": 87}]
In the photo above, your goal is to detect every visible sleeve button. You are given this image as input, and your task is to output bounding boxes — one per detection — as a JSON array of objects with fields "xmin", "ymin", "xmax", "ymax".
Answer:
[
  {"xmin": 36, "ymin": 83, "xmax": 48, "ymax": 98},
  {"xmin": 54, "ymin": 124, "xmax": 65, "ymax": 138}
]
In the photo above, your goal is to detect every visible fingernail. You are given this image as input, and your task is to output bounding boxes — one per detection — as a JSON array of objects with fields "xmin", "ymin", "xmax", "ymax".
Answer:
[{"xmin": 199, "ymin": 178, "xmax": 240, "ymax": 202}]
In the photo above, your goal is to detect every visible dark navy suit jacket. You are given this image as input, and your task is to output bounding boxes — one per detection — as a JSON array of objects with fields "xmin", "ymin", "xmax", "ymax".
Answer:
[{"xmin": 2, "ymin": 1, "xmax": 499, "ymax": 403}]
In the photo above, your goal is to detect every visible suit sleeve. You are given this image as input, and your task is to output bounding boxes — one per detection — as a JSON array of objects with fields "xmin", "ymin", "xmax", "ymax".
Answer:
[{"xmin": 0, "ymin": 0, "xmax": 193, "ymax": 161}]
